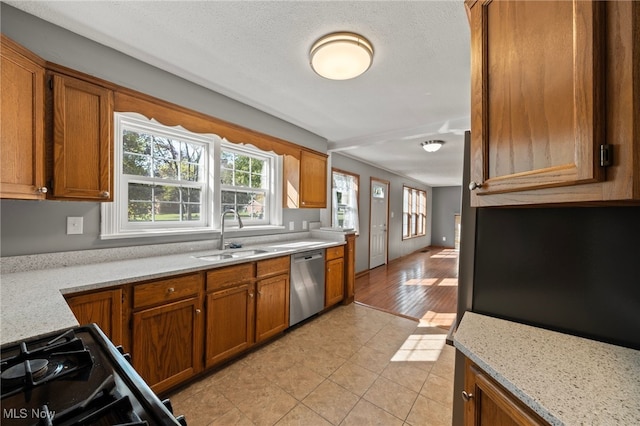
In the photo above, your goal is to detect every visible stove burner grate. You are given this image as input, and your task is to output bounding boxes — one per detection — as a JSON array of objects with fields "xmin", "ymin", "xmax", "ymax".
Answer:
[{"xmin": 0, "ymin": 329, "xmax": 93, "ymax": 399}]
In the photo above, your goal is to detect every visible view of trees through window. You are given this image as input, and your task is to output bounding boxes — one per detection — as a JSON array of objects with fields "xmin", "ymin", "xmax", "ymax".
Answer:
[
  {"xmin": 122, "ymin": 130, "xmax": 205, "ymax": 223},
  {"xmin": 220, "ymin": 148, "xmax": 269, "ymax": 221}
]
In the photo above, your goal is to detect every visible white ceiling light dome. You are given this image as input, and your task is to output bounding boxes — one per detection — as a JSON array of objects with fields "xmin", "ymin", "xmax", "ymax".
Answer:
[
  {"xmin": 421, "ymin": 140, "xmax": 445, "ymax": 153},
  {"xmin": 310, "ymin": 32, "xmax": 374, "ymax": 80}
]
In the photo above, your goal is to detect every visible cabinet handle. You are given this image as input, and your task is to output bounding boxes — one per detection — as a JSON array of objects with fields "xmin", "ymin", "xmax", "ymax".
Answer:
[
  {"xmin": 36, "ymin": 187, "xmax": 48, "ymax": 194},
  {"xmin": 468, "ymin": 181, "xmax": 483, "ymax": 191},
  {"xmin": 167, "ymin": 287, "xmax": 175, "ymax": 293},
  {"xmin": 100, "ymin": 191, "xmax": 110, "ymax": 198},
  {"xmin": 195, "ymin": 309, "xmax": 201, "ymax": 314},
  {"xmin": 249, "ymin": 293, "xmax": 254, "ymax": 298},
  {"xmin": 461, "ymin": 390, "xmax": 474, "ymax": 402}
]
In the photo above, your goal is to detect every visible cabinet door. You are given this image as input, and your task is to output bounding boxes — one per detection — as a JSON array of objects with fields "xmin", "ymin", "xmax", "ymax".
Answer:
[
  {"xmin": 468, "ymin": 0, "xmax": 605, "ymax": 204},
  {"xmin": 66, "ymin": 289, "xmax": 122, "ymax": 345},
  {"xmin": 463, "ymin": 358, "xmax": 547, "ymax": 426},
  {"xmin": 132, "ymin": 297, "xmax": 203, "ymax": 394},
  {"xmin": 51, "ymin": 73, "xmax": 113, "ymax": 201},
  {"xmin": 255, "ymin": 274, "xmax": 289, "ymax": 342},
  {"xmin": 0, "ymin": 36, "xmax": 46, "ymax": 199},
  {"xmin": 205, "ymin": 283, "xmax": 255, "ymax": 368},
  {"xmin": 325, "ymin": 257, "xmax": 344, "ymax": 307},
  {"xmin": 342, "ymin": 234, "xmax": 356, "ymax": 305},
  {"xmin": 299, "ymin": 150, "xmax": 327, "ymax": 208}
]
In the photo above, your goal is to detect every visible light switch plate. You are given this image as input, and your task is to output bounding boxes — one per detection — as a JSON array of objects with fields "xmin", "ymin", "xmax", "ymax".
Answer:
[
  {"xmin": 67, "ymin": 217, "xmax": 83, "ymax": 235},
  {"xmin": 289, "ymin": 221, "xmax": 295, "ymax": 231},
  {"xmin": 302, "ymin": 220, "xmax": 308, "ymax": 230}
]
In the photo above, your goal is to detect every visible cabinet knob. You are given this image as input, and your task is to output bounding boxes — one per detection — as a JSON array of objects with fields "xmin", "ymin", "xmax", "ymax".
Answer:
[
  {"xmin": 195, "ymin": 309, "xmax": 201, "ymax": 314},
  {"xmin": 100, "ymin": 191, "xmax": 110, "ymax": 198},
  {"xmin": 36, "ymin": 187, "xmax": 48, "ymax": 194},
  {"xmin": 249, "ymin": 293, "xmax": 254, "ymax": 298},
  {"xmin": 461, "ymin": 390, "xmax": 474, "ymax": 402},
  {"xmin": 468, "ymin": 181, "xmax": 483, "ymax": 191},
  {"xmin": 167, "ymin": 287, "xmax": 175, "ymax": 293}
]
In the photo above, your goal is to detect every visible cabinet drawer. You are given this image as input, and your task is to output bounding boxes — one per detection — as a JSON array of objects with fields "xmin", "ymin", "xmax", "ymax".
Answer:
[
  {"xmin": 133, "ymin": 273, "xmax": 202, "ymax": 309},
  {"xmin": 256, "ymin": 256, "xmax": 289, "ymax": 278},
  {"xmin": 325, "ymin": 245, "xmax": 344, "ymax": 261},
  {"xmin": 206, "ymin": 263, "xmax": 255, "ymax": 292}
]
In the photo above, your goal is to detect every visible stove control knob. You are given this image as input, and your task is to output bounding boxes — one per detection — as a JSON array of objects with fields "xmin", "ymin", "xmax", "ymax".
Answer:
[
  {"xmin": 162, "ymin": 399, "xmax": 175, "ymax": 414},
  {"xmin": 115, "ymin": 345, "xmax": 133, "ymax": 364}
]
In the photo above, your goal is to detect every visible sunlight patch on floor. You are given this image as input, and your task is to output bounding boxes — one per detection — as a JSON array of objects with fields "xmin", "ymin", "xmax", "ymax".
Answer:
[
  {"xmin": 438, "ymin": 278, "xmax": 458, "ymax": 286},
  {"xmin": 420, "ymin": 310, "xmax": 456, "ymax": 328},
  {"xmin": 403, "ymin": 278, "xmax": 439, "ymax": 286},
  {"xmin": 390, "ymin": 333, "xmax": 446, "ymax": 362},
  {"xmin": 431, "ymin": 249, "xmax": 459, "ymax": 258}
]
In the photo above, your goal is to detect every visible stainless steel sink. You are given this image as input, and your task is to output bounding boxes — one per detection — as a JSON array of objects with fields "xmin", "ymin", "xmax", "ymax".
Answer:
[
  {"xmin": 197, "ymin": 253, "xmax": 234, "ymax": 261},
  {"xmin": 228, "ymin": 249, "xmax": 269, "ymax": 257},
  {"xmin": 196, "ymin": 249, "xmax": 269, "ymax": 262}
]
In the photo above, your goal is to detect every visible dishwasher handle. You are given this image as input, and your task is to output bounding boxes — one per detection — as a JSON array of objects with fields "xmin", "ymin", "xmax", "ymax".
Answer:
[{"xmin": 292, "ymin": 251, "xmax": 324, "ymax": 263}]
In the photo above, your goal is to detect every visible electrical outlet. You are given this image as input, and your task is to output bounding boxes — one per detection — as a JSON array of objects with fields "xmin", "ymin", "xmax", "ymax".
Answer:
[
  {"xmin": 289, "ymin": 221, "xmax": 295, "ymax": 231},
  {"xmin": 67, "ymin": 217, "xmax": 83, "ymax": 235},
  {"xmin": 302, "ymin": 220, "xmax": 308, "ymax": 230}
]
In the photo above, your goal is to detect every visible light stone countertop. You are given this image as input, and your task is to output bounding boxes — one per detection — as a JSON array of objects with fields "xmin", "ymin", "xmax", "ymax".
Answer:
[
  {"xmin": 454, "ymin": 311, "xmax": 640, "ymax": 426},
  {"xmin": 0, "ymin": 234, "xmax": 346, "ymax": 346}
]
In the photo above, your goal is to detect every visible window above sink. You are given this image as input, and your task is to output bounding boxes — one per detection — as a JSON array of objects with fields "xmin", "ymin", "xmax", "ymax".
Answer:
[{"xmin": 101, "ymin": 113, "xmax": 283, "ymax": 240}]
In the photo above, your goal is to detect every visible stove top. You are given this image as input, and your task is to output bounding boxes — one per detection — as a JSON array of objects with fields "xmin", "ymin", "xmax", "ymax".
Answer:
[{"xmin": 1, "ymin": 325, "xmax": 185, "ymax": 426}]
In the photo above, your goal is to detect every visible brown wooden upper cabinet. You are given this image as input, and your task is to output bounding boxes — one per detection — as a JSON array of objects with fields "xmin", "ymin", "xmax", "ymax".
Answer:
[
  {"xmin": 0, "ymin": 35, "xmax": 47, "ymax": 199},
  {"xmin": 49, "ymin": 73, "xmax": 114, "ymax": 201},
  {"xmin": 284, "ymin": 150, "xmax": 328, "ymax": 208},
  {"xmin": 466, "ymin": 0, "xmax": 639, "ymax": 206}
]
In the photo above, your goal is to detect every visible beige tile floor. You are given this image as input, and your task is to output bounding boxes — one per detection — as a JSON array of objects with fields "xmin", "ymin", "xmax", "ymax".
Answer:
[{"xmin": 168, "ymin": 304, "xmax": 454, "ymax": 426}]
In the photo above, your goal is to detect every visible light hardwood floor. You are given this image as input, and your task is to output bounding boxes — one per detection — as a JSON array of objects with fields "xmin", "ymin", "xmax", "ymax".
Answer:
[{"xmin": 355, "ymin": 246, "xmax": 459, "ymax": 328}]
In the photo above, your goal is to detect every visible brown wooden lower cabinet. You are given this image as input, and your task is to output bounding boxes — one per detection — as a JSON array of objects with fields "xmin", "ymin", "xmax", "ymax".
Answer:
[
  {"xmin": 463, "ymin": 358, "xmax": 549, "ymax": 426},
  {"xmin": 325, "ymin": 246, "xmax": 345, "ymax": 307},
  {"xmin": 132, "ymin": 296, "xmax": 203, "ymax": 394},
  {"xmin": 205, "ymin": 283, "xmax": 255, "ymax": 368},
  {"xmin": 255, "ymin": 273, "xmax": 289, "ymax": 342},
  {"xmin": 65, "ymin": 288, "xmax": 123, "ymax": 345}
]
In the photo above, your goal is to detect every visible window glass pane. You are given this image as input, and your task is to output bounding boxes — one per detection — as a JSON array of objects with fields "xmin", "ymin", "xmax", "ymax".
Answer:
[
  {"xmin": 123, "ymin": 153, "xmax": 151, "ymax": 176},
  {"xmin": 154, "ymin": 185, "xmax": 180, "ymax": 203},
  {"xmin": 123, "ymin": 130, "xmax": 151, "ymax": 155},
  {"xmin": 180, "ymin": 187, "xmax": 201, "ymax": 203},
  {"xmin": 182, "ymin": 204, "xmax": 200, "ymax": 221},
  {"xmin": 235, "ymin": 170, "xmax": 251, "ymax": 187},
  {"xmin": 128, "ymin": 202, "xmax": 152, "ymax": 222}
]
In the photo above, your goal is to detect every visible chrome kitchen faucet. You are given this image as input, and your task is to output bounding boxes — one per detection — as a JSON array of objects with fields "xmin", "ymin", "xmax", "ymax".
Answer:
[{"xmin": 220, "ymin": 209, "xmax": 244, "ymax": 250}]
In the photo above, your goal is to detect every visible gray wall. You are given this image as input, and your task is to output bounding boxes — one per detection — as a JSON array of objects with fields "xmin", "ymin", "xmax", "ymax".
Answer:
[
  {"xmin": 431, "ymin": 187, "xmax": 462, "ymax": 248},
  {"xmin": 330, "ymin": 153, "xmax": 432, "ymax": 274}
]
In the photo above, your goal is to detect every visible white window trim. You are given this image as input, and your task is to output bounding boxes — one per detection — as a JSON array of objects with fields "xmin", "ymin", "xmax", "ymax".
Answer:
[{"xmin": 101, "ymin": 113, "xmax": 283, "ymax": 240}]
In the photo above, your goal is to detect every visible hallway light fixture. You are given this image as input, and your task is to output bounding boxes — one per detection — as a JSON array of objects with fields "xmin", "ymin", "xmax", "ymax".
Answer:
[
  {"xmin": 310, "ymin": 32, "xmax": 374, "ymax": 80},
  {"xmin": 421, "ymin": 140, "xmax": 445, "ymax": 152}
]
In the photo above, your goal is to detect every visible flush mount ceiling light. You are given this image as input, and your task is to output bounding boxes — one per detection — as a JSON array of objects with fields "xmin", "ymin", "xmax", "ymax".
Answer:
[
  {"xmin": 421, "ymin": 140, "xmax": 445, "ymax": 152},
  {"xmin": 310, "ymin": 32, "xmax": 374, "ymax": 80}
]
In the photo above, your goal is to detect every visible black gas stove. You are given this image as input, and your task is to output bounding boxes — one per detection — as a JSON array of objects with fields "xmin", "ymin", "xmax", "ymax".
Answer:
[{"xmin": 1, "ymin": 324, "xmax": 186, "ymax": 425}]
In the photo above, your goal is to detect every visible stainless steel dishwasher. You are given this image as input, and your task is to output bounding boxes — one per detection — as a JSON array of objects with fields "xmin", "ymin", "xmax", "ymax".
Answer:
[{"xmin": 289, "ymin": 250, "xmax": 325, "ymax": 326}]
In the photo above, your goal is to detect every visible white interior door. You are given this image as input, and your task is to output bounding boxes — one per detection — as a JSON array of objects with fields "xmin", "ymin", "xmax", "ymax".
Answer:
[{"xmin": 369, "ymin": 179, "xmax": 389, "ymax": 269}]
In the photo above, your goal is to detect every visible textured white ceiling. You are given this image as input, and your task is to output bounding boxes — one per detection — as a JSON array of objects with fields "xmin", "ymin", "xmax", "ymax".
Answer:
[{"xmin": 8, "ymin": 0, "xmax": 470, "ymax": 187}]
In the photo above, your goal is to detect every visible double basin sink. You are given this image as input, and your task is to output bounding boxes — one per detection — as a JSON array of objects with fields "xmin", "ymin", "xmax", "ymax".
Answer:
[{"xmin": 196, "ymin": 249, "xmax": 270, "ymax": 262}]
